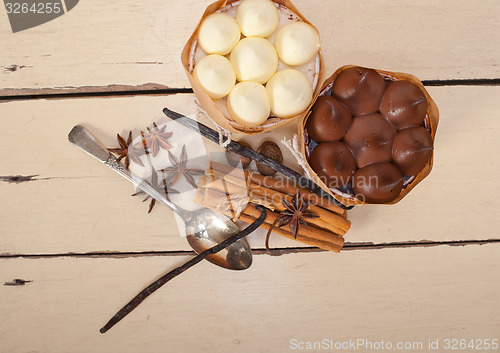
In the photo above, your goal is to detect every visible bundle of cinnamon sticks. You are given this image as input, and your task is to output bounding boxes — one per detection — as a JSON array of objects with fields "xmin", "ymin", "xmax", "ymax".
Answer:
[{"xmin": 194, "ymin": 162, "xmax": 350, "ymax": 253}]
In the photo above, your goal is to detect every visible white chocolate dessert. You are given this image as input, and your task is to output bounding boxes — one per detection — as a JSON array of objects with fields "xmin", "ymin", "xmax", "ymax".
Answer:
[
  {"xmin": 236, "ymin": 0, "xmax": 279, "ymax": 37},
  {"xmin": 275, "ymin": 22, "xmax": 321, "ymax": 66},
  {"xmin": 194, "ymin": 54, "xmax": 236, "ymax": 99},
  {"xmin": 187, "ymin": 0, "xmax": 323, "ymax": 133},
  {"xmin": 230, "ymin": 37, "xmax": 278, "ymax": 84},
  {"xmin": 267, "ymin": 69, "xmax": 313, "ymax": 118},
  {"xmin": 197, "ymin": 13, "xmax": 241, "ymax": 55},
  {"xmin": 228, "ymin": 82, "xmax": 271, "ymax": 126}
]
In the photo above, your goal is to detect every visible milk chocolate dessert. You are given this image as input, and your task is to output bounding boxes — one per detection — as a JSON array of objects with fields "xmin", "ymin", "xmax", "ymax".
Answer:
[
  {"xmin": 308, "ymin": 142, "xmax": 356, "ymax": 189},
  {"xmin": 331, "ymin": 67, "xmax": 386, "ymax": 116},
  {"xmin": 306, "ymin": 95, "xmax": 352, "ymax": 143},
  {"xmin": 304, "ymin": 66, "xmax": 437, "ymax": 204},
  {"xmin": 344, "ymin": 113, "xmax": 396, "ymax": 169},
  {"xmin": 379, "ymin": 80, "xmax": 428, "ymax": 130},
  {"xmin": 353, "ymin": 163, "xmax": 404, "ymax": 204},
  {"xmin": 392, "ymin": 126, "xmax": 433, "ymax": 176}
]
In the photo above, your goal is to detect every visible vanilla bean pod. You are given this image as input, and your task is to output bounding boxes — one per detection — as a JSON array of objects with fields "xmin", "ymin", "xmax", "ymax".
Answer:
[
  {"xmin": 162, "ymin": 107, "xmax": 352, "ymax": 210},
  {"xmin": 100, "ymin": 205, "xmax": 267, "ymax": 334}
]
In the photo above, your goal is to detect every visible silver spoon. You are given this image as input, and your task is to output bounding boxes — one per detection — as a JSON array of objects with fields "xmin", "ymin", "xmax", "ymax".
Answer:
[{"xmin": 68, "ymin": 125, "xmax": 252, "ymax": 270}]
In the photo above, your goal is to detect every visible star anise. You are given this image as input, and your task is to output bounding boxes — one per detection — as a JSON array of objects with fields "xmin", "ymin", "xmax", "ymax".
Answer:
[
  {"xmin": 132, "ymin": 168, "xmax": 179, "ymax": 214},
  {"xmin": 159, "ymin": 145, "xmax": 204, "ymax": 189},
  {"xmin": 265, "ymin": 190, "xmax": 319, "ymax": 252},
  {"xmin": 136, "ymin": 122, "xmax": 173, "ymax": 157},
  {"xmin": 108, "ymin": 131, "xmax": 146, "ymax": 169}
]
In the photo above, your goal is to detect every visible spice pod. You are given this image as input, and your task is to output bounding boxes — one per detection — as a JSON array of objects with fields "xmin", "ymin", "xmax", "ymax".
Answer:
[
  {"xmin": 181, "ymin": 0, "xmax": 325, "ymax": 135},
  {"xmin": 299, "ymin": 65, "xmax": 439, "ymax": 205}
]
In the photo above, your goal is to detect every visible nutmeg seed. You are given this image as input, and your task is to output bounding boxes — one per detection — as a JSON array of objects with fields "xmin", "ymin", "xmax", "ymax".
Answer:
[{"xmin": 256, "ymin": 141, "xmax": 283, "ymax": 176}]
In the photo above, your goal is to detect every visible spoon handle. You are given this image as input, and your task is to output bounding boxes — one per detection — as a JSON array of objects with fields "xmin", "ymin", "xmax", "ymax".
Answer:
[
  {"xmin": 68, "ymin": 125, "xmax": 188, "ymax": 219},
  {"xmin": 162, "ymin": 108, "xmax": 352, "ymax": 210}
]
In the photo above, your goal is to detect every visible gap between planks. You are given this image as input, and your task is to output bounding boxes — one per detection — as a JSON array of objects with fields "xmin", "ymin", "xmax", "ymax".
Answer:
[
  {"xmin": 0, "ymin": 78, "xmax": 499, "ymax": 102},
  {"xmin": 1, "ymin": 239, "xmax": 499, "ymax": 259}
]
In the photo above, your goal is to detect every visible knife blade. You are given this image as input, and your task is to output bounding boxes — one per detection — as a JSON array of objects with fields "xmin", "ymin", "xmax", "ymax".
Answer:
[{"xmin": 162, "ymin": 107, "xmax": 352, "ymax": 210}]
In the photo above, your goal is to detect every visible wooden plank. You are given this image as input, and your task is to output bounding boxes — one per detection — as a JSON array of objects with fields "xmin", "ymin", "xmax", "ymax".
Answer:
[
  {"xmin": 1, "ymin": 244, "xmax": 499, "ymax": 352},
  {"xmin": 1, "ymin": 0, "xmax": 499, "ymax": 95},
  {"xmin": 0, "ymin": 94, "xmax": 196, "ymax": 254},
  {"xmin": 1, "ymin": 86, "xmax": 499, "ymax": 255}
]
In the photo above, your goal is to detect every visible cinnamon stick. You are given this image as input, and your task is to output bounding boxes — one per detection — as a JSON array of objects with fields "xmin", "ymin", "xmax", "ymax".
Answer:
[
  {"xmin": 204, "ymin": 167, "xmax": 350, "ymax": 235},
  {"xmin": 249, "ymin": 184, "xmax": 350, "ymax": 235},
  {"xmin": 249, "ymin": 172, "xmax": 347, "ymax": 217},
  {"xmin": 243, "ymin": 203, "xmax": 344, "ymax": 251},
  {"xmin": 238, "ymin": 213, "xmax": 342, "ymax": 253},
  {"xmin": 200, "ymin": 174, "xmax": 247, "ymax": 196},
  {"xmin": 199, "ymin": 184, "xmax": 349, "ymax": 237},
  {"xmin": 208, "ymin": 162, "xmax": 249, "ymax": 189},
  {"xmin": 210, "ymin": 161, "xmax": 346, "ymax": 217},
  {"xmin": 195, "ymin": 187, "xmax": 344, "ymax": 252}
]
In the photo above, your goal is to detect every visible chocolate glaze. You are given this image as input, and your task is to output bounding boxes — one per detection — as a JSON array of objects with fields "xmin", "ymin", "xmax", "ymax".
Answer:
[
  {"xmin": 392, "ymin": 126, "xmax": 433, "ymax": 176},
  {"xmin": 306, "ymin": 95, "xmax": 352, "ymax": 142},
  {"xmin": 379, "ymin": 80, "xmax": 428, "ymax": 130},
  {"xmin": 331, "ymin": 67, "xmax": 386, "ymax": 116},
  {"xmin": 344, "ymin": 113, "xmax": 396, "ymax": 168},
  {"xmin": 308, "ymin": 142, "xmax": 356, "ymax": 188},
  {"xmin": 353, "ymin": 162, "xmax": 404, "ymax": 203}
]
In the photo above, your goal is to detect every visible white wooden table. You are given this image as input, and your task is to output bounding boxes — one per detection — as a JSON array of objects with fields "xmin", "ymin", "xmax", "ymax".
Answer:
[{"xmin": 1, "ymin": 1, "xmax": 499, "ymax": 352}]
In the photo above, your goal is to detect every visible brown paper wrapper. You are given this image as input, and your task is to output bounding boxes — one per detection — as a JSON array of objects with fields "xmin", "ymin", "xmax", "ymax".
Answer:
[
  {"xmin": 181, "ymin": 0, "xmax": 325, "ymax": 135},
  {"xmin": 298, "ymin": 65, "xmax": 440, "ymax": 206}
]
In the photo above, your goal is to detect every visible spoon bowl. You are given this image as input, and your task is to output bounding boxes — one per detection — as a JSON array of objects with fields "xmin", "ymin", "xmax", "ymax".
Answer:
[
  {"xmin": 68, "ymin": 125, "xmax": 252, "ymax": 270},
  {"xmin": 186, "ymin": 208, "xmax": 252, "ymax": 270}
]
